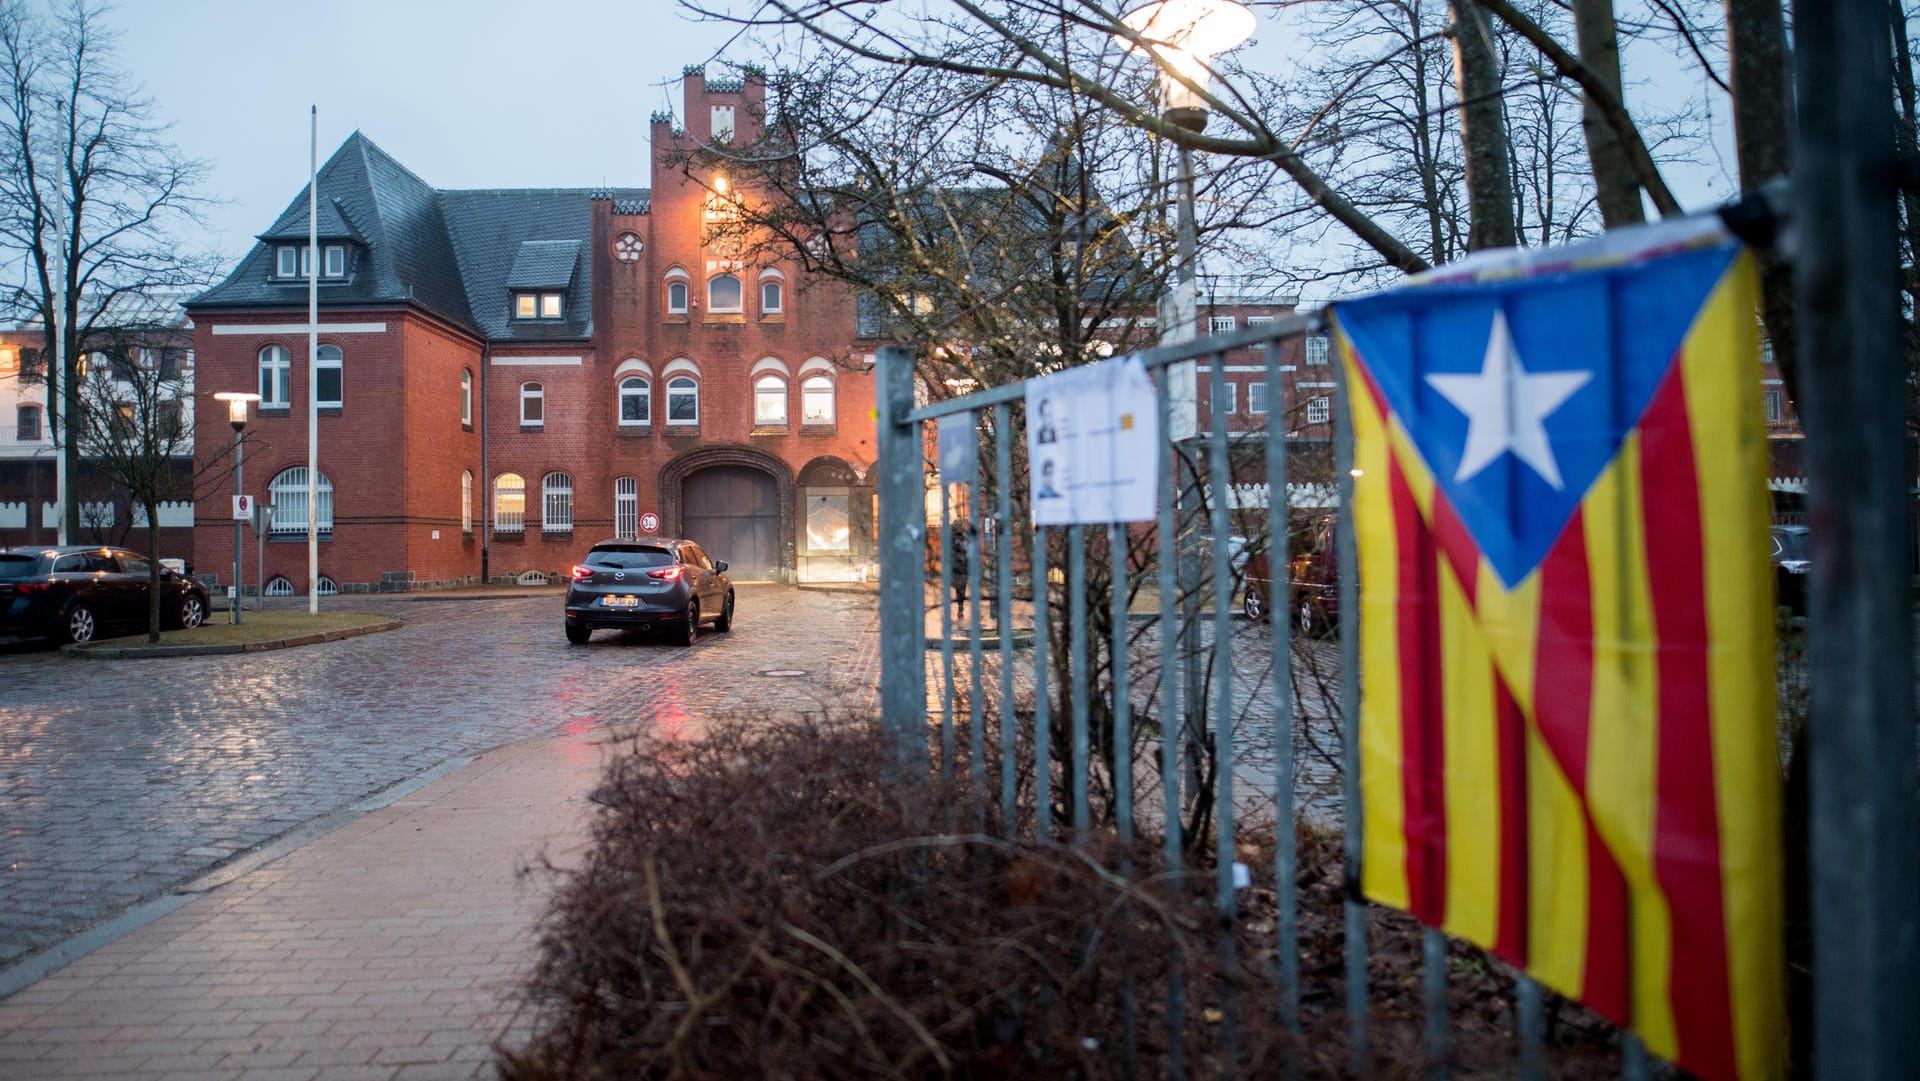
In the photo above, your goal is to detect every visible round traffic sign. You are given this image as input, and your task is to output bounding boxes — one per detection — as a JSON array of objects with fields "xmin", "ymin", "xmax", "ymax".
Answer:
[{"xmin": 640, "ymin": 512, "xmax": 660, "ymax": 534}]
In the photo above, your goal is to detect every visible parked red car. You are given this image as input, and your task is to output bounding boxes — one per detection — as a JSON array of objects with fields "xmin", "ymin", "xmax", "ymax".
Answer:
[{"xmin": 1242, "ymin": 514, "xmax": 1339, "ymax": 635}]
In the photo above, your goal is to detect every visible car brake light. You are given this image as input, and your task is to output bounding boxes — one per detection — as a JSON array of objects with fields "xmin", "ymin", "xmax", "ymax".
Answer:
[
  {"xmin": 647, "ymin": 566, "xmax": 683, "ymax": 581},
  {"xmin": 571, "ymin": 564, "xmax": 594, "ymax": 581},
  {"xmin": 13, "ymin": 582, "xmax": 46, "ymax": 594}
]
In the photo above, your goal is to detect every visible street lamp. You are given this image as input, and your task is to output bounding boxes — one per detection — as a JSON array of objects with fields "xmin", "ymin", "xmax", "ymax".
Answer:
[{"xmin": 213, "ymin": 391, "xmax": 260, "ymax": 624}]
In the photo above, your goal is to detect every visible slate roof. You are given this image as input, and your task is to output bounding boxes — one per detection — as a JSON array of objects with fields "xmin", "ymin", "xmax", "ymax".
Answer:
[{"xmin": 190, "ymin": 133, "xmax": 650, "ymax": 345}]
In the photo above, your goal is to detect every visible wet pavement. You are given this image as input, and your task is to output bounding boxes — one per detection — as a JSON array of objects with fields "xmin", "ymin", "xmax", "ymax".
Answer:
[{"xmin": 0, "ymin": 585, "xmax": 879, "ymax": 968}]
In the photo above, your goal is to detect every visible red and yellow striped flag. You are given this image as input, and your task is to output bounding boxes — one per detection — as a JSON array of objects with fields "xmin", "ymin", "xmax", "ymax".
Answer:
[{"xmin": 1333, "ymin": 220, "xmax": 1784, "ymax": 1081}]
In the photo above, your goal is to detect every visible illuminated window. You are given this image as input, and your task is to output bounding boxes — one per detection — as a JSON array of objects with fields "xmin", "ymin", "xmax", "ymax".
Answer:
[
  {"xmin": 513, "ymin": 292, "xmax": 563, "ymax": 319},
  {"xmin": 801, "ymin": 375, "xmax": 834, "ymax": 425},
  {"xmin": 462, "ymin": 471, "xmax": 473, "ymax": 533},
  {"xmin": 493, "ymin": 473, "xmax": 525, "ymax": 533},
  {"xmin": 754, "ymin": 375, "xmax": 787, "ymax": 425}
]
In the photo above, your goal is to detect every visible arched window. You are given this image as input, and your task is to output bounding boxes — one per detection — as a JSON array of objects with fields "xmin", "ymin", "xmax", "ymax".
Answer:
[
  {"xmin": 542, "ymin": 472, "xmax": 574, "ymax": 534},
  {"xmin": 761, "ymin": 279, "xmax": 783, "ymax": 314},
  {"xmin": 258, "ymin": 345, "xmax": 291, "ymax": 406},
  {"xmin": 461, "ymin": 471, "xmax": 473, "ymax": 534},
  {"xmin": 520, "ymin": 381, "xmax": 544, "ymax": 426},
  {"xmin": 801, "ymin": 374, "xmax": 835, "ymax": 425},
  {"xmin": 707, "ymin": 273, "xmax": 742, "ymax": 312},
  {"xmin": 460, "ymin": 369, "xmax": 473, "ymax": 426},
  {"xmin": 493, "ymin": 472, "xmax": 526, "ymax": 533},
  {"xmin": 666, "ymin": 267, "xmax": 690, "ymax": 314},
  {"xmin": 619, "ymin": 376, "xmax": 650, "ymax": 426},
  {"xmin": 753, "ymin": 374, "xmax": 788, "ymax": 426},
  {"xmin": 265, "ymin": 576, "xmax": 295, "ymax": 597},
  {"xmin": 268, "ymin": 467, "xmax": 335, "ymax": 535},
  {"xmin": 316, "ymin": 344, "xmax": 342, "ymax": 408},
  {"xmin": 614, "ymin": 476, "xmax": 639, "ymax": 539},
  {"xmin": 666, "ymin": 376, "xmax": 698, "ymax": 425},
  {"xmin": 317, "ymin": 576, "xmax": 339, "ymax": 596}
]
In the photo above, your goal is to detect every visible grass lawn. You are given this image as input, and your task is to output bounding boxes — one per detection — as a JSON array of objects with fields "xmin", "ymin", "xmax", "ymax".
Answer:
[{"xmin": 91, "ymin": 610, "xmax": 393, "ymax": 648}]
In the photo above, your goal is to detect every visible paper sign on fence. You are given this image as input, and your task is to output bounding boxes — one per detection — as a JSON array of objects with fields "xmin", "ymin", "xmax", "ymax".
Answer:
[{"xmin": 1025, "ymin": 354, "xmax": 1159, "ymax": 526}]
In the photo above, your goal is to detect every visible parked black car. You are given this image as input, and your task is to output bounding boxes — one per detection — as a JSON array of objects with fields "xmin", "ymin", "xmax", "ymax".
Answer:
[
  {"xmin": 0, "ymin": 545, "xmax": 211, "ymax": 644},
  {"xmin": 563, "ymin": 537, "xmax": 734, "ymax": 646},
  {"xmin": 1770, "ymin": 524, "xmax": 1810, "ymax": 615}
]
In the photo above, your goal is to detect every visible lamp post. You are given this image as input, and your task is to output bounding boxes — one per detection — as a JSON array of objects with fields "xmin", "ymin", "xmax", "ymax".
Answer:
[{"xmin": 214, "ymin": 391, "xmax": 260, "ymax": 624}]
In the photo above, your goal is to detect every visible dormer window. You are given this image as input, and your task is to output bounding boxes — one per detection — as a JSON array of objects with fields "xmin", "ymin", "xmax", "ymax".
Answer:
[
  {"xmin": 273, "ymin": 243, "xmax": 349, "ymax": 280},
  {"xmin": 514, "ymin": 292, "xmax": 564, "ymax": 320}
]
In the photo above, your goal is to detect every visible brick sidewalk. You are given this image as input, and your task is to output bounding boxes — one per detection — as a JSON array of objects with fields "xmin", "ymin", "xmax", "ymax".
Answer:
[{"xmin": 0, "ymin": 729, "xmax": 608, "ymax": 1080}]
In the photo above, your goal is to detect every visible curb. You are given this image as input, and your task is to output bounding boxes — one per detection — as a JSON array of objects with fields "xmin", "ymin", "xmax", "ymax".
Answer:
[{"xmin": 61, "ymin": 619, "xmax": 404, "ymax": 660}]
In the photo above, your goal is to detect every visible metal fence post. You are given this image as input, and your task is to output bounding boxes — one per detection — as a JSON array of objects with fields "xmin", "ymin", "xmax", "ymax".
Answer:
[
  {"xmin": 1795, "ymin": 0, "xmax": 1920, "ymax": 1074},
  {"xmin": 876, "ymin": 345, "xmax": 929, "ymax": 781}
]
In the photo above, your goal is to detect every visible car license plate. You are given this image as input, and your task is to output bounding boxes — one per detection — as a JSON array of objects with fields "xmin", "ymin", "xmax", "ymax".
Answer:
[{"xmin": 603, "ymin": 595, "xmax": 639, "ymax": 608}]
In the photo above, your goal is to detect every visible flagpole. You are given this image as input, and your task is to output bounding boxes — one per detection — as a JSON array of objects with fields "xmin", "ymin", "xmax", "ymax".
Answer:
[{"xmin": 307, "ymin": 105, "xmax": 319, "ymax": 615}]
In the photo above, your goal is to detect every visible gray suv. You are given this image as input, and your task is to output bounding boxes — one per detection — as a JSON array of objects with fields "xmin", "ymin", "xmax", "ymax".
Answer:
[{"xmin": 563, "ymin": 538, "xmax": 734, "ymax": 646}]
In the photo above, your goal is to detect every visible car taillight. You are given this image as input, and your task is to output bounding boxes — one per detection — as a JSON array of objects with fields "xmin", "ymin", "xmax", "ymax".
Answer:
[
  {"xmin": 12, "ymin": 582, "xmax": 46, "ymax": 594},
  {"xmin": 647, "ymin": 566, "xmax": 683, "ymax": 581},
  {"xmin": 570, "ymin": 564, "xmax": 594, "ymax": 581}
]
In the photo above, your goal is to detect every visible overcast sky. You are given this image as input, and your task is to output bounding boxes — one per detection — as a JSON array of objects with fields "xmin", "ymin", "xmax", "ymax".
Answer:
[
  {"xmin": 106, "ymin": 1, "xmax": 1739, "ymax": 275},
  {"xmin": 110, "ymin": 0, "xmax": 747, "ymax": 261}
]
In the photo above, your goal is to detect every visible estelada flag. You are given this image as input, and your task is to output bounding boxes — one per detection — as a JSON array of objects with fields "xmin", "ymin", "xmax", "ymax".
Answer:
[{"xmin": 1332, "ymin": 218, "xmax": 1784, "ymax": 1081}]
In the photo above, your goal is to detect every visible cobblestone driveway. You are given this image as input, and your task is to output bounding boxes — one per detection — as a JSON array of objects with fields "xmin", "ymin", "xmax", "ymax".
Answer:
[{"xmin": 0, "ymin": 585, "xmax": 879, "ymax": 967}]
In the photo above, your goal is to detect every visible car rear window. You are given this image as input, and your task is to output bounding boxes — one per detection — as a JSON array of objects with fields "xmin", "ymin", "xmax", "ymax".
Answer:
[
  {"xmin": 586, "ymin": 547, "xmax": 674, "ymax": 570},
  {"xmin": 0, "ymin": 554, "xmax": 40, "ymax": 580}
]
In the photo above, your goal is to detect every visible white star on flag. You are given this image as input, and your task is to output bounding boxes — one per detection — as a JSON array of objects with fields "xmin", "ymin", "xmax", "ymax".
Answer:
[{"xmin": 1425, "ymin": 310, "xmax": 1591, "ymax": 489}]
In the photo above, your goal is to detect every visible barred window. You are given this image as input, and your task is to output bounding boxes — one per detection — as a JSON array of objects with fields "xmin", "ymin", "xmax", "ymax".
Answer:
[
  {"xmin": 1304, "ymin": 335, "xmax": 1330, "ymax": 366},
  {"xmin": 614, "ymin": 476, "xmax": 639, "ymax": 539},
  {"xmin": 269, "ymin": 467, "xmax": 335, "ymax": 535},
  {"xmin": 542, "ymin": 472, "xmax": 574, "ymax": 534},
  {"xmin": 1306, "ymin": 395, "xmax": 1332, "ymax": 424}
]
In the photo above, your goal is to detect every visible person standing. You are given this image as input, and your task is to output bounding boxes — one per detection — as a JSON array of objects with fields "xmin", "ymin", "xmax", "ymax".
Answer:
[{"xmin": 950, "ymin": 519, "xmax": 973, "ymax": 617}]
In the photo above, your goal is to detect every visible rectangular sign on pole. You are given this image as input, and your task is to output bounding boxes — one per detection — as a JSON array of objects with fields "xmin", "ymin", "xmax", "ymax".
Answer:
[
  {"xmin": 1024, "ymin": 354, "xmax": 1160, "ymax": 526},
  {"xmin": 232, "ymin": 494, "xmax": 254, "ymax": 521}
]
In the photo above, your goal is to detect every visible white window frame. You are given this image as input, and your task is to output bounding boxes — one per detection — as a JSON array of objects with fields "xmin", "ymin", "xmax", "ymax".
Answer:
[
  {"xmin": 1763, "ymin": 386, "xmax": 1784, "ymax": 423},
  {"xmin": 259, "ymin": 345, "xmax": 291, "ymax": 406},
  {"xmin": 1305, "ymin": 334, "xmax": 1331, "ymax": 366},
  {"xmin": 708, "ymin": 273, "xmax": 743, "ymax": 313},
  {"xmin": 1219, "ymin": 382, "xmax": 1237, "ymax": 416},
  {"xmin": 666, "ymin": 376, "xmax": 698, "ymax": 425},
  {"xmin": 754, "ymin": 374, "xmax": 788, "ymax": 426},
  {"xmin": 520, "ymin": 381, "xmax": 544, "ymax": 427},
  {"xmin": 1248, "ymin": 380, "xmax": 1269, "ymax": 416},
  {"xmin": 493, "ymin": 473, "xmax": 526, "ymax": 534},
  {"xmin": 268, "ymin": 467, "xmax": 335, "ymax": 535},
  {"xmin": 461, "ymin": 369, "xmax": 473, "ymax": 426},
  {"xmin": 542, "ymin": 472, "xmax": 574, "ymax": 534},
  {"xmin": 665, "ymin": 267, "xmax": 690, "ymax": 314},
  {"xmin": 614, "ymin": 476, "xmax": 639, "ymax": 540},
  {"xmin": 1209, "ymin": 315, "xmax": 1236, "ymax": 336},
  {"xmin": 324, "ymin": 244, "xmax": 346, "ymax": 277},
  {"xmin": 801, "ymin": 374, "xmax": 835, "ymax": 425},
  {"xmin": 1247, "ymin": 315, "xmax": 1275, "ymax": 351},
  {"xmin": 761, "ymin": 279, "xmax": 783, "ymax": 313},
  {"xmin": 542, "ymin": 292, "xmax": 563, "ymax": 318},
  {"xmin": 1306, "ymin": 395, "xmax": 1332, "ymax": 424},
  {"xmin": 315, "ymin": 344, "xmax": 343, "ymax": 408},
  {"xmin": 461, "ymin": 471, "xmax": 473, "ymax": 533},
  {"xmin": 275, "ymin": 246, "xmax": 297, "ymax": 277},
  {"xmin": 619, "ymin": 376, "xmax": 651, "ymax": 427}
]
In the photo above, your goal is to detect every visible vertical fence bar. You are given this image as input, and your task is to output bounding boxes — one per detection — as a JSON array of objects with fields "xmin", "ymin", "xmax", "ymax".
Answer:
[
  {"xmin": 1266, "ymin": 338, "xmax": 1301, "ymax": 1062},
  {"xmin": 1033, "ymin": 526, "xmax": 1053, "ymax": 840},
  {"xmin": 968, "ymin": 497, "xmax": 986, "ymax": 831},
  {"xmin": 1422, "ymin": 928, "xmax": 1447, "ymax": 1079},
  {"xmin": 1204, "ymin": 350, "xmax": 1239, "ymax": 1067},
  {"xmin": 1514, "ymin": 971, "xmax": 1544, "ymax": 1081},
  {"xmin": 1112, "ymin": 521, "xmax": 1134, "ymax": 842},
  {"xmin": 996, "ymin": 403, "xmax": 1017, "ymax": 837},
  {"xmin": 1069, "ymin": 523, "xmax": 1090, "ymax": 834},
  {"xmin": 939, "ymin": 485, "xmax": 957, "ymax": 816},
  {"xmin": 1797, "ymin": 2, "xmax": 1920, "ymax": 1075},
  {"xmin": 1334, "ymin": 338, "xmax": 1368, "ymax": 1072},
  {"xmin": 875, "ymin": 345, "xmax": 928, "ymax": 779},
  {"xmin": 1156, "ymin": 364, "xmax": 1186, "ymax": 1081}
]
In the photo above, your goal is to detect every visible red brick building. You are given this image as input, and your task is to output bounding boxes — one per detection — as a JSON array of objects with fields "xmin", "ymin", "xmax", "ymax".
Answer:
[{"xmin": 188, "ymin": 69, "xmax": 878, "ymax": 594}]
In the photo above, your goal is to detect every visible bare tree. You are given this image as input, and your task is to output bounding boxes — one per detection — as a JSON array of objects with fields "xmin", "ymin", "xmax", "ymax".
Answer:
[
  {"xmin": 0, "ymin": 0, "xmax": 215, "ymax": 540},
  {"xmin": 65, "ymin": 317, "xmax": 234, "ymax": 642}
]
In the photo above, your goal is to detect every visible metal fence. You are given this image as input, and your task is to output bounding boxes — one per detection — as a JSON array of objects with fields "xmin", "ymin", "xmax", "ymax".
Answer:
[{"xmin": 872, "ymin": 319, "xmax": 1592, "ymax": 1077}]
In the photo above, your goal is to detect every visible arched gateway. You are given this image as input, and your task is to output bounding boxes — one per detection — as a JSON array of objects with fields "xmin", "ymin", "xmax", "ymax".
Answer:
[{"xmin": 662, "ymin": 447, "xmax": 793, "ymax": 581}]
